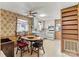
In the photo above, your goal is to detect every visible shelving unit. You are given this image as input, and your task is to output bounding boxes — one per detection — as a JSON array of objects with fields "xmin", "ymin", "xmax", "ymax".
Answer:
[{"xmin": 61, "ymin": 4, "xmax": 79, "ymax": 56}]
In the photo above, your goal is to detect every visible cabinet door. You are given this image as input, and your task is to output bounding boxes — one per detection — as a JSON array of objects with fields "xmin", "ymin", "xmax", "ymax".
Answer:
[{"xmin": 1, "ymin": 42, "xmax": 14, "ymax": 57}]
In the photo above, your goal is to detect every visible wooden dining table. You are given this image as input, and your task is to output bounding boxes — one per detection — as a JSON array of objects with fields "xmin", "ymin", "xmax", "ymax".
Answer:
[{"xmin": 21, "ymin": 35, "xmax": 43, "ymax": 54}]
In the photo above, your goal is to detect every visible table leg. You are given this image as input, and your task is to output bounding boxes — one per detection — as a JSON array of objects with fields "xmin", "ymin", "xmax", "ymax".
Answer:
[{"xmin": 30, "ymin": 41, "xmax": 32, "ymax": 55}]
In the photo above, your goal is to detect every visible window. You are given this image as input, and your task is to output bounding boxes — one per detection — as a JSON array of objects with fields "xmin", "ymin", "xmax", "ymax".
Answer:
[{"xmin": 17, "ymin": 19, "xmax": 29, "ymax": 35}]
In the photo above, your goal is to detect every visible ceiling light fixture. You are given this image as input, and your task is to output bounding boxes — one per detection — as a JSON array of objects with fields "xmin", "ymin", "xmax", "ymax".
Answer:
[{"xmin": 39, "ymin": 14, "xmax": 46, "ymax": 17}]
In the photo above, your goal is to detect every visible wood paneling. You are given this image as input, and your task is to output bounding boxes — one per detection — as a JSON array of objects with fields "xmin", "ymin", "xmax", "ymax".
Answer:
[
  {"xmin": 62, "ymin": 10, "xmax": 77, "ymax": 17},
  {"xmin": 62, "ymin": 16, "xmax": 77, "ymax": 21},
  {"xmin": 62, "ymin": 5, "xmax": 77, "ymax": 13},
  {"xmin": 61, "ymin": 4, "xmax": 79, "ymax": 56},
  {"xmin": 62, "ymin": 30, "xmax": 78, "ymax": 34},
  {"xmin": 63, "ymin": 34, "xmax": 78, "ymax": 40},
  {"xmin": 62, "ymin": 25, "xmax": 78, "ymax": 29},
  {"xmin": 62, "ymin": 21, "xmax": 77, "ymax": 25}
]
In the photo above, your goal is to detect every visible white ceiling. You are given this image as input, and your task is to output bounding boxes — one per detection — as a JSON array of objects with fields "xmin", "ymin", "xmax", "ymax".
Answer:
[{"xmin": 0, "ymin": 2, "xmax": 78, "ymax": 19}]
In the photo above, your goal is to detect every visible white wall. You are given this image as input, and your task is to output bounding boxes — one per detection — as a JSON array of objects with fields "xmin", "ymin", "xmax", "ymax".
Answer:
[{"xmin": 51, "ymin": 2, "xmax": 78, "ymax": 19}]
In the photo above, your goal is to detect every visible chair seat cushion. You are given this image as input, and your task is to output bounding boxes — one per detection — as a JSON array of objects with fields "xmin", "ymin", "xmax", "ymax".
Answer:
[
  {"xmin": 33, "ymin": 43, "xmax": 42, "ymax": 48},
  {"xmin": 17, "ymin": 42, "xmax": 28, "ymax": 48}
]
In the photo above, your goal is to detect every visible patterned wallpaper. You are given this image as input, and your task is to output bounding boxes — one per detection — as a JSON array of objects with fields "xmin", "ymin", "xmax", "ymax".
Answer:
[
  {"xmin": 0, "ymin": 9, "xmax": 30, "ymax": 38},
  {"xmin": 0, "ymin": 10, "xmax": 1, "ymax": 47},
  {"xmin": 0, "ymin": 10, "xmax": 1, "ymax": 38}
]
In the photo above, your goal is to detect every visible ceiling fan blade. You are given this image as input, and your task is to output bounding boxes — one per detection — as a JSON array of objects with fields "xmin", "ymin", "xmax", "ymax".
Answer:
[
  {"xmin": 31, "ymin": 12, "xmax": 37, "ymax": 14},
  {"xmin": 24, "ymin": 5, "xmax": 44, "ymax": 14}
]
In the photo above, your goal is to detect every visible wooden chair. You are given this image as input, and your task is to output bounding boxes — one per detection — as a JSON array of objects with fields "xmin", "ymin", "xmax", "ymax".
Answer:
[
  {"xmin": 16, "ymin": 36, "xmax": 29, "ymax": 57},
  {"xmin": 31, "ymin": 40, "xmax": 45, "ymax": 57}
]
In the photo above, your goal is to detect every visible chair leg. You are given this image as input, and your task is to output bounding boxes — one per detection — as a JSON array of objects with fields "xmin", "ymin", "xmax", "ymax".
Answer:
[
  {"xmin": 31, "ymin": 46, "xmax": 33, "ymax": 55},
  {"xmin": 35, "ymin": 47, "xmax": 37, "ymax": 50},
  {"xmin": 20, "ymin": 48, "xmax": 23, "ymax": 57},
  {"xmin": 16, "ymin": 47, "xmax": 18, "ymax": 54},
  {"xmin": 37, "ymin": 48, "xmax": 39, "ymax": 57},
  {"xmin": 27, "ymin": 46, "xmax": 30, "ymax": 53},
  {"xmin": 42, "ymin": 46, "xmax": 45, "ymax": 54}
]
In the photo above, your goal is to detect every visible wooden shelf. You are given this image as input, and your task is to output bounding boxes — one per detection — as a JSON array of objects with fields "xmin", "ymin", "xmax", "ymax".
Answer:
[
  {"xmin": 62, "ymin": 19, "xmax": 77, "ymax": 22},
  {"xmin": 62, "ymin": 33, "xmax": 78, "ymax": 35},
  {"xmin": 62, "ymin": 30, "xmax": 78, "ymax": 34},
  {"xmin": 62, "ymin": 14, "xmax": 77, "ymax": 18},
  {"xmin": 62, "ymin": 15, "xmax": 78, "ymax": 21},
  {"xmin": 62, "ymin": 34, "xmax": 78, "ymax": 39},
  {"xmin": 62, "ymin": 10, "xmax": 77, "ymax": 16},
  {"xmin": 62, "ymin": 9, "xmax": 77, "ymax": 14},
  {"xmin": 61, "ymin": 4, "xmax": 79, "ymax": 55},
  {"xmin": 62, "ymin": 20, "xmax": 78, "ymax": 25},
  {"xmin": 62, "ymin": 38, "xmax": 78, "ymax": 40},
  {"xmin": 61, "ymin": 5, "xmax": 77, "ymax": 13}
]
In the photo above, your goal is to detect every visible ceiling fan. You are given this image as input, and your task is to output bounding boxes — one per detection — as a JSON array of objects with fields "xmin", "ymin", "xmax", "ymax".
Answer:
[
  {"xmin": 24, "ymin": 6, "xmax": 44, "ymax": 18},
  {"xmin": 26, "ymin": 10, "xmax": 38, "ymax": 17}
]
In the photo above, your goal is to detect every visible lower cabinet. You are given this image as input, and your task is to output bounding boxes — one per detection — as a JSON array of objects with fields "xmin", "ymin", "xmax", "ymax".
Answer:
[{"xmin": 1, "ymin": 38, "xmax": 14, "ymax": 57}]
